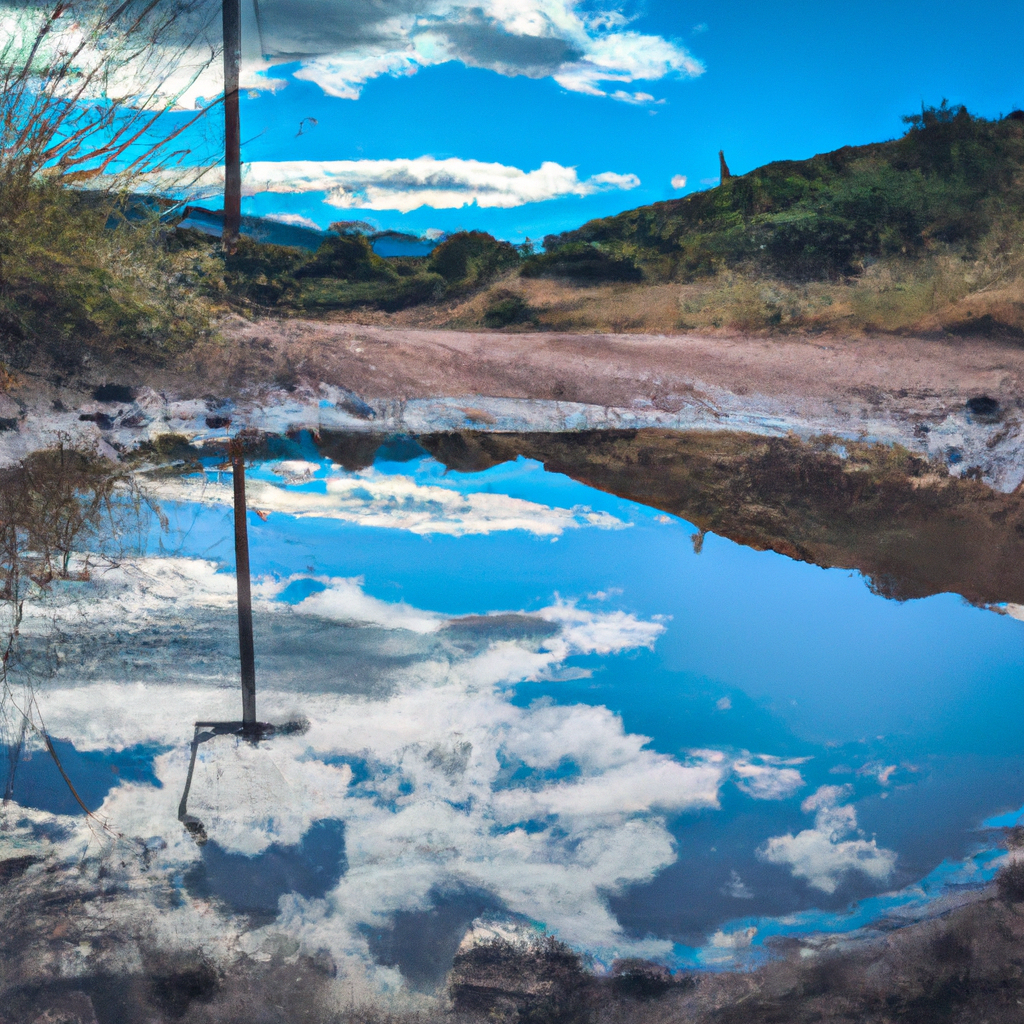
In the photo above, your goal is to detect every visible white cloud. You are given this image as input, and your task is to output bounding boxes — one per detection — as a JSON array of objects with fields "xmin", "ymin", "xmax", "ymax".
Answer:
[
  {"xmin": 536, "ymin": 600, "xmax": 664, "ymax": 655},
  {"xmin": 293, "ymin": 50, "xmax": 423, "ymax": 101},
  {"xmin": 700, "ymin": 926, "xmax": 757, "ymax": 966},
  {"xmin": 493, "ymin": 756, "xmax": 723, "ymax": 821},
  {"xmin": 758, "ymin": 785, "xmax": 897, "ymax": 894},
  {"xmin": 259, "ymin": 1, "xmax": 703, "ymax": 103},
  {"xmin": 159, "ymin": 156, "xmax": 640, "ymax": 212},
  {"xmin": 671, "ymin": 174, "xmax": 688, "ymax": 189},
  {"xmin": 295, "ymin": 577, "xmax": 443, "ymax": 634},
  {"xmin": 608, "ymin": 90, "xmax": 662, "ymax": 105},
  {"xmin": 0, "ymin": 2, "xmax": 287, "ymax": 115},
  {"xmin": 264, "ymin": 213, "xmax": 324, "ymax": 231},
  {"xmin": 554, "ymin": 31, "xmax": 701, "ymax": 97},
  {"xmin": 149, "ymin": 466, "xmax": 630, "ymax": 536},
  {"xmin": 731, "ymin": 754, "xmax": 807, "ymax": 801},
  {"xmin": 721, "ymin": 870, "xmax": 754, "ymax": 899},
  {"xmin": 0, "ymin": 0, "xmax": 703, "ymax": 118},
  {"xmin": 21, "ymin": 568, "xmax": 717, "ymax": 966}
]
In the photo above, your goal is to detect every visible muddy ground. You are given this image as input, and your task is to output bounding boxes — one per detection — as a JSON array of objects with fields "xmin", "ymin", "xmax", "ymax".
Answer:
[{"xmin": 207, "ymin": 318, "xmax": 1023, "ymax": 416}]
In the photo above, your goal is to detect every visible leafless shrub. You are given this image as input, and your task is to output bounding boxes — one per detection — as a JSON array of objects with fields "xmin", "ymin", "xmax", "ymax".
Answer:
[
  {"xmin": 0, "ymin": 1, "xmax": 223, "ymax": 370},
  {"xmin": 0, "ymin": 0, "xmax": 219, "ymax": 194}
]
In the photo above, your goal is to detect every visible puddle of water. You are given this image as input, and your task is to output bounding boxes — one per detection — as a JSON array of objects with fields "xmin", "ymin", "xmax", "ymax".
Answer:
[
  {"xmin": 2, "ymin": 429, "xmax": 1023, "ymax": 1004},
  {"xmin": 3, "ymin": 740, "xmax": 165, "ymax": 816},
  {"xmin": 184, "ymin": 817, "xmax": 347, "ymax": 921}
]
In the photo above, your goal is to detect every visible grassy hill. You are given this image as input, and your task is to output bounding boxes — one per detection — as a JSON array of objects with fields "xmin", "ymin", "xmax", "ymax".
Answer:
[
  {"xmin": 505, "ymin": 103, "xmax": 1024, "ymax": 336},
  {"xmin": 542, "ymin": 103, "xmax": 1024, "ymax": 281}
]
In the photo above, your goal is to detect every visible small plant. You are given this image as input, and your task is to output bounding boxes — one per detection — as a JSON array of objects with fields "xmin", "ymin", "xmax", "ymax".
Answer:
[
  {"xmin": 298, "ymin": 225, "xmax": 396, "ymax": 283},
  {"xmin": 483, "ymin": 290, "xmax": 534, "ymax": 327}
]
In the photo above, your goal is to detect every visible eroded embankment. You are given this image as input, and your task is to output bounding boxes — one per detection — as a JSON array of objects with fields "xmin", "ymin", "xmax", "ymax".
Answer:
[{"xmin": 0, "ymin": 321, "xmax": 1022, "ymax": 490}]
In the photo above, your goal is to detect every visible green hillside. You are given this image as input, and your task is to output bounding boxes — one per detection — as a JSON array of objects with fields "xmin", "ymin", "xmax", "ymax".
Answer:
[{"xmin": 533, "ymin": 103, "xmax": 1024, "ymax": 284}]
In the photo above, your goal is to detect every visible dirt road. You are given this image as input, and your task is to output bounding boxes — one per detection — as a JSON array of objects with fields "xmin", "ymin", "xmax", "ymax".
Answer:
[{"xmin": 220, "ymin": 318, "xmax": 1024, "ymax": 414}]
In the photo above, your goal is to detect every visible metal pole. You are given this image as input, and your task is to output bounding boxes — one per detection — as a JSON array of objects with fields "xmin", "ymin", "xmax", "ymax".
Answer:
[
  {"xmin": 222, "ymin": 0, "xmax": 242, "ymax": 253},
  {"xmin": 231, "ymin": 448, "xmax": 257, "ymax": 727}
]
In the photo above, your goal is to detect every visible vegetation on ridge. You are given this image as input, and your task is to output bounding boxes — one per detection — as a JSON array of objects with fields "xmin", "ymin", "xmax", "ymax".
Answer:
[
  {"xmin": 517, "ymin": 102, "xmax": 1024, "ymax": 336},
  {"xmin": 545, "ymin": 103, "xmax": 1024, "ymax": 280}
]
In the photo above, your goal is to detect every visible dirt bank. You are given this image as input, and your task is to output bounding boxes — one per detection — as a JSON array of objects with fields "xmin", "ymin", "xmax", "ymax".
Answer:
[
  {"xmin": 214, "ymin": 318, "xmax": 1024, "ymax": 414},
  {"xmin": 1, "ymin": 319, "xmax": 1021, "ymax": 490}
]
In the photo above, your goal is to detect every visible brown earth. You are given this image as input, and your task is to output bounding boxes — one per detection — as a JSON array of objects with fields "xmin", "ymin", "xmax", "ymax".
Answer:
[{"xmin": 196, "ymin": 317, "xmax": 1024, "ymax": 415}]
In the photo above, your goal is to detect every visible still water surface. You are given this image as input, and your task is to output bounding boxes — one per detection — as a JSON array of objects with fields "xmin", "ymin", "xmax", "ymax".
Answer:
[{"xmin": 6, "ymin": 433, "xmax": 1024, "ymax": 982}]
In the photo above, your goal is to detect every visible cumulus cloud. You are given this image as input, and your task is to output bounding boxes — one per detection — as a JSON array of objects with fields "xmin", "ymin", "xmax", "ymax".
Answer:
[
  {"xmin": 256, "ymin": 0, "xmax": 704, "ymax": 103},
  {"xmin": 158, "ymin": 156, "xmax": 639, "ymax": 211},
  {"xmin": 731, "ymin": 754, "xmax": 807, "ymax": 801},
  {"xmin": 22, "ymin": 568, "xmax": 718, "ymax": 965},
  {"xmin": 671, "ymin": 174, "xmax": 687, "ymax": 189},
  {"xmin": 758, "ymin": 785, "xmax": 897, "ymax": 894},
  {"xmin": 0, "ymin": 0, "xmax": 703, "ymax": 115},
  {"xmin": 150, "ymin": 464, "xmax": 630, "ymax": 536}
]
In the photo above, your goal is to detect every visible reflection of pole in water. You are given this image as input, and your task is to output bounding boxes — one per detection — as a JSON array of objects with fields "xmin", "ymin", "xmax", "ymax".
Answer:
[
  {"xmin": 231, "ymin": 443, "xmax": 256, "ymax": 729},
  {"xmin": 177, "ymin": 437, "xmax": 308, "ymax": 842}
]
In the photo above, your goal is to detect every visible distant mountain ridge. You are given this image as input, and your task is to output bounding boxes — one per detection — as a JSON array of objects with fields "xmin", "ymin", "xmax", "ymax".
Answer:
[{"xmin": 173, "ymin": 207, "xmax": 440, "ymax": 256}]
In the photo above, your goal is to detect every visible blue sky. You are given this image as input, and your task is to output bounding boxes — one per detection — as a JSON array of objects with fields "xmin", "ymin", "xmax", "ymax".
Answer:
[{"xmin": 169, "ymin": 0, "xmax": 1023, "ymax": 242}]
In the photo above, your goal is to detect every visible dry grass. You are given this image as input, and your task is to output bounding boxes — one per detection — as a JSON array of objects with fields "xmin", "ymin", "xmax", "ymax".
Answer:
[{"xmin": 292, "ymin": 248, "xmax": 1024, "ymax": 341}]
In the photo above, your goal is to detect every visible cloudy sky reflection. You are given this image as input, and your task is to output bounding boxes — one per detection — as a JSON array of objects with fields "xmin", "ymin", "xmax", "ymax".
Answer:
[{"xmin": 8, "ymin": 443, "xmax": 1024, "ymax": 985}]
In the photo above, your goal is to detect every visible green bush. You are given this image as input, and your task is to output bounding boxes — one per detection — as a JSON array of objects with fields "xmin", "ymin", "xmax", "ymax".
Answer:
[
  {"xmin": 541, "ymin": 105, "xmax": 1024, "ymax": 282},
  {"xmin": 221, "ymin": 236, "xmax": 307, "ymax": 306},
  {"xmin": 0, "ymin": 181, "xmax": 212, "ymax": 372},
  {"xmin": 297, "ymin": 224, "xmax": 396, "ymax": 283},
  {"xmin": 482, "ymin": 289, "xmax": 534, "ymax": 327},
  {"xmin": 427, "ymin": 230, "xmax": 521, "ymax": 289},
  {"xmin": 521, "ymin": 242, "xmax": 643, "ymax": 284}
]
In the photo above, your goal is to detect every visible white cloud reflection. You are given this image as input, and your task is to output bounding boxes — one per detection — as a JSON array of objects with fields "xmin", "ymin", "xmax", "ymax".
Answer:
[
  {"xmin": 150, "ymin": 466, "xmax": 630, "ymax": 536},
  {"xmin": 25, "ymin": 567, "xmax": 700, "ymax": 968},
  {"xmin": 758, "ymin": 785, "xmax": 897, "ymax": 894}
]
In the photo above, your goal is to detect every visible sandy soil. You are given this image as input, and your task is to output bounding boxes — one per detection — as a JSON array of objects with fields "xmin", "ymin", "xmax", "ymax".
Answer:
[{"xmin": 217, "ymin": 317, "xmax": 1024, "ymax": 415}]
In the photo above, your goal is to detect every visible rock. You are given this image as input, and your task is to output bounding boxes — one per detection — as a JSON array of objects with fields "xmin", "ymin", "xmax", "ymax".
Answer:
[
  {"xmin": 966, "ymin": 395, "xmax": 1001, "ymax": 423},
  {"xmin": 78, "ymin": 413, "xmax": 114, "ymax": 430},
  {"xmin": 338, "ymin": 391, "xmax": 376, "ymax": 420},
  {"xmin": 92, "ymin": 384, "xmax": 135, "ymax": 403}
]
